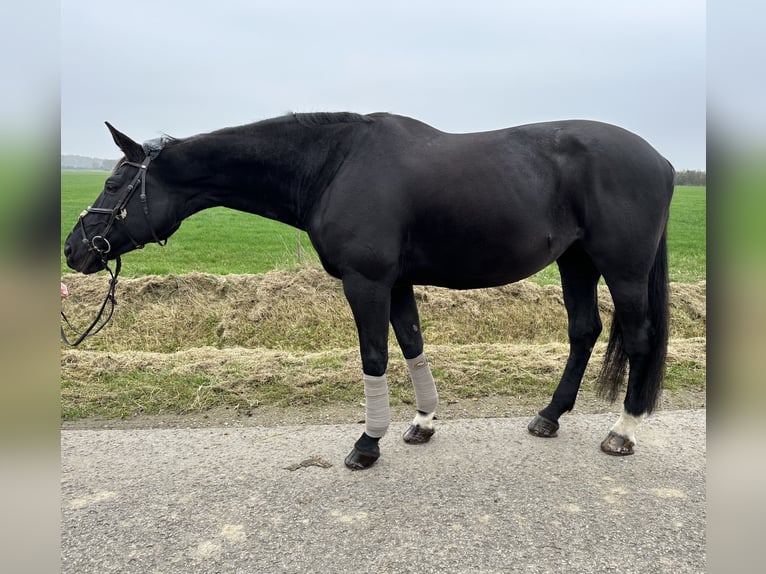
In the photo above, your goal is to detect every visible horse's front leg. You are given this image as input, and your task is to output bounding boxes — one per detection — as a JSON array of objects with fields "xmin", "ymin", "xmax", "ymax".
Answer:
[
  {"xmin": 390, "ymin": 283, "xmax": 438, "ymax": 444},
  {"xmin": 342, "ymin": 274, "xmax": 393, "ymax": 470}
]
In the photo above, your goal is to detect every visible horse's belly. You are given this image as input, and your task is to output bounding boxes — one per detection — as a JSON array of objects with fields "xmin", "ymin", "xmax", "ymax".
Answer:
[{"xmin": 401, "ymin": 232, "xmax": 565, "ymax": 289}]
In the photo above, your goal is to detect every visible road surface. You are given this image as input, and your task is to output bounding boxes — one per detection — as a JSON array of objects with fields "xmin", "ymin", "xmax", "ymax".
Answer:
[{"xmin": 61, "ymin": 410, "xmax": 705, "ymax": 573}]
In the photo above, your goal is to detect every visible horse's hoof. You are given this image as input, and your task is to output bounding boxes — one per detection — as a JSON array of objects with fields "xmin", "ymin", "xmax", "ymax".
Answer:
[
  {"xmin": 527, "ymin": 414, "xmax": 559, "ymax": 437},
  {"xmin": 344, "ymin": 447, "xmax": 379, "ymax": 470},
  {"xmin": 403, "ymin": 424, "xmax": 435, "ymax": 444},
  {"xmin": 344, "ymin": 433, "xmax": 380, "ymax": 470},
  {"xmin": 600, "ymin": 431, "xmax": 635, "ymax": 456}
]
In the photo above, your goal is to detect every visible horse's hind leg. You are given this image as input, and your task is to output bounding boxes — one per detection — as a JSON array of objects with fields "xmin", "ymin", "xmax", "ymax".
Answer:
[
  {"xmin": 598, "ymin": 279, "xmax": 655, "ymax": 456},
  {"xmin": 597, "ymin": 228, "xmax": 669, "ymax": 455},
  {"xmin": 390, "ymin": 284, "xmax": 438, "ymax": 444},
  {"xmin": 529, "ymin": 244, "xmax": 602, "ymax": 438}
]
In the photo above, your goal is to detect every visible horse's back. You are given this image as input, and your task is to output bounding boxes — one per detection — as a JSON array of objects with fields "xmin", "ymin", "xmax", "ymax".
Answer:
[
  {"xmin": 363, "ymin": 115, "xmax": 673, "ymax": 209},
  {"xmin": 310, "ymin": 115, "xmax": 674, "ymax": 287}
]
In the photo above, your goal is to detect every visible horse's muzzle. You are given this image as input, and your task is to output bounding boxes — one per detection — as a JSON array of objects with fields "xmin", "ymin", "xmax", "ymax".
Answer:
[{"xmin": 64, "ymin": 238, "xmax": 107, "ymax": 275}]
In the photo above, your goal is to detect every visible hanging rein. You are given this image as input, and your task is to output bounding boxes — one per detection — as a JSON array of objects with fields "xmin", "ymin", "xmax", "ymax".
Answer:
[{"xmin": 61, "ymin": 145, "xmax": 167, "ymax": 346}]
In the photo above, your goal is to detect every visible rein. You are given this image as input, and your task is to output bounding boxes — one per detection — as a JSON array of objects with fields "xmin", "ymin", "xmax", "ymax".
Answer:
[
  {"xmin": 61, "ymin": 145, "xmax": 166, "ymax": 346},
  {"xmin": 60, "ymin": 257, "xmax": 121, "ymax": 347}
]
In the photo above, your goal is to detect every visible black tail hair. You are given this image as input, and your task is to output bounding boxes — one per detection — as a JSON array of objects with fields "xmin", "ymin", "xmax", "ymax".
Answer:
[{"xmin": 596, "ymin": 228, "xmax": 670, "ymax": 414}]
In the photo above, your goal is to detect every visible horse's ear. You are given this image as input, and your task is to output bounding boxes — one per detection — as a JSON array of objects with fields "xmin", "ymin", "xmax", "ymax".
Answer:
[{"xmin": 105, "ymin": 122, "xmax": 144, "ymax": 162}]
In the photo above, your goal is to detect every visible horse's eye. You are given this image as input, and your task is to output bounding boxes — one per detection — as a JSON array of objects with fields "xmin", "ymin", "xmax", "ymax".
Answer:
[{"xmin": 104, "ymin": 180, "xmax": 117, "ymax": 192}]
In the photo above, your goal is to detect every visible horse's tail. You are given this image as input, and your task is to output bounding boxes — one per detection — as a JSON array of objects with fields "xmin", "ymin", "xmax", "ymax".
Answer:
[{"xmin": 596, "ymin": 227, "xmax": 670, "ymax": 414}]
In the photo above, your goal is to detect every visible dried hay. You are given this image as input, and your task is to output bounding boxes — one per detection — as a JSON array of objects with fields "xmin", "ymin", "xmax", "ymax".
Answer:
[{"xmin": 60, "ymin": 269, "xmax": 705, "ymax": 353}]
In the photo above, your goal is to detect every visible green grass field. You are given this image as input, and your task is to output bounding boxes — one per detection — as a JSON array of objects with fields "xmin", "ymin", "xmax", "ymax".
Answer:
[
  {"xmin": 61, "ymin": 170, "xmax": 705, "ymax": 282},
  {"xmin": 61, "ymin": 170, "xmax": 316, "ymax": 275}
]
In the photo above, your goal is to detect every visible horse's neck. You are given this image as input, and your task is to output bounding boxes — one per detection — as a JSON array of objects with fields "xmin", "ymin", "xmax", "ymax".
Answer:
[{"xmin": 167, "ymin": 122, "xmax": 349, "ymax": 230}]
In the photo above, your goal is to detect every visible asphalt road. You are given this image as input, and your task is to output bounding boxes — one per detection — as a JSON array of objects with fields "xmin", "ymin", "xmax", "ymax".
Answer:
[{"xmin": 61, "ymin": 410, "xmax": 706, "ymax": 573}]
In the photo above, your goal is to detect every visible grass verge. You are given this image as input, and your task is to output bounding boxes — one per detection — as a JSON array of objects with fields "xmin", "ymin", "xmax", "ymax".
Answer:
[{"xmin": 62, "ymin": 340, "xmax": 705, "ymax": 420}]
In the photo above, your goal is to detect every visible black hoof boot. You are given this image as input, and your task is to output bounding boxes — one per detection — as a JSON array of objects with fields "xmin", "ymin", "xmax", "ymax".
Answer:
[
  {"xmin": 403, "ymin": 424, "xmax": 435, "ymax": 444},
  {"xmin": 527, "ymin": 414, "xmax": 559, "ymax": 437},
  {"xmin": 344, "ymin": 433, "xmax": 380, "ymax": 470},
  {"xmin": 600, "ymin": 431, "xmax": 635, "ymax": 456}
]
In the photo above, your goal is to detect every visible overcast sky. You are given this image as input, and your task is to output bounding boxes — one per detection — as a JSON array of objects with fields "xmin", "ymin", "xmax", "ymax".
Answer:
[{"xmin": 61, "ymin": 0, "xmax": 706, "ymax": 169}]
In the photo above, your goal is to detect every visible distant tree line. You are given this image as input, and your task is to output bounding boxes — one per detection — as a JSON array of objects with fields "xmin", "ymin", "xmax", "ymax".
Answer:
[
  {"xmin": 674, "ymin": 169, "xmax": 706, "ymax": 186},
  {"xmin": 61, "ymin": 155, "xmax": 118, "ymax": 171}
]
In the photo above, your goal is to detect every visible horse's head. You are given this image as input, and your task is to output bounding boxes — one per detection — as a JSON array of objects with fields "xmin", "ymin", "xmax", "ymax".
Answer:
[{"xmin": 64, "ymin": 123, "xmax": 181, "ymax": 274}]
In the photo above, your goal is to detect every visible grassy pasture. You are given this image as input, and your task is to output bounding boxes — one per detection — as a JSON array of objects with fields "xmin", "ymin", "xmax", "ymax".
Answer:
[{"xmin": 61, "ymin": 170, "xmax": 705, "ymax": 283}]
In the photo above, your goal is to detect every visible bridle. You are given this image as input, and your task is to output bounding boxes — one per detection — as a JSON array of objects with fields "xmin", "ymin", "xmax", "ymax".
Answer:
[
  {"xmin": 77, "ymin": 148, "xmax": 167, "ymax": 255},
  {"xmin": 61, "ymin": 143, "xmax": 168, "ymax": 346}
]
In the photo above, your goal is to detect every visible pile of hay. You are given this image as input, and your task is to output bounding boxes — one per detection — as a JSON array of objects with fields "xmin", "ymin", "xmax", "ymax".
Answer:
[{"xmin": 60, "ymin": 268, "xmax": 705, "ymax": 352}]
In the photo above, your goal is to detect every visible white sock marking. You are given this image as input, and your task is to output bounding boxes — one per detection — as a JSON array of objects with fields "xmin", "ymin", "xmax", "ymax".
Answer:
[
  {"xmin": 412, "ymin": 411, "xmax": 435, "ymax": 430},
  {"xmin": 610, "ymin": 407, "xmax": 645, "ymax": 443}
]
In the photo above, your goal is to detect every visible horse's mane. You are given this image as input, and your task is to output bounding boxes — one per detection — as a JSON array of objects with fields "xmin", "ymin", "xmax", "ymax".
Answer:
[
  {"xmin": 291, "ymin": 111, "xmax": 373, "ymax": 127},
  {"xmin": 165, "ymin": 113, "xmax": 374, "ymax": 146}
]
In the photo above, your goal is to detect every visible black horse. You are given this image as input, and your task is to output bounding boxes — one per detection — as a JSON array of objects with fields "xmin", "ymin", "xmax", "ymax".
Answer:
[{"xmin": 64, "ymin": 112, "xmax": 674, "ymax": 469}]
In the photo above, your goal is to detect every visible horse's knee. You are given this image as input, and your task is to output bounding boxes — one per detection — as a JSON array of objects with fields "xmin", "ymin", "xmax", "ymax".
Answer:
[{"xmin": 361, "ymin": 349, "xmax": 389, "ymax": 378}]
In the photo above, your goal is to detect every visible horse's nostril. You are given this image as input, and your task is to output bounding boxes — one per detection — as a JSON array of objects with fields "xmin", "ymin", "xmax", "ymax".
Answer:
[{"xmin": 64, "ymin": 243, "xmax": 72, "ymax": 257}]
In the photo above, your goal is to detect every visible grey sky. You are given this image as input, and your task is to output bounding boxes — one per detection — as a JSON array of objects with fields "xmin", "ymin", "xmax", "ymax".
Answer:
[{"xmin": 61, "ymin": 0, "xmax": 706, "ymax": 169}]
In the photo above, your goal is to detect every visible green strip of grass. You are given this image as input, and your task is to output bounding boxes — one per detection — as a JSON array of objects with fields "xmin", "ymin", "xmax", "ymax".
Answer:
[{"xmin": 61, "ymin": 346, "xmax": 706, "ymax": 420}]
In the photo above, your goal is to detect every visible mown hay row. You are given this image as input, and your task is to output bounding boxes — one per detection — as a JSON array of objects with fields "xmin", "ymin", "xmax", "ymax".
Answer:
[{"xmin": 60, "ymin": 268, "xmax": 706, "ymax": 353}]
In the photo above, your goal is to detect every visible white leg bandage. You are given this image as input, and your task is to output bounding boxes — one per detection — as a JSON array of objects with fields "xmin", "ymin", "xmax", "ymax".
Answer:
[
  {"xmin": 364, "ymin": 374, "xmax": 390, "ymax": 438},
  {"xmin": 406, "ymin": 353, "xmax": 439, "ymax": 416}
]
